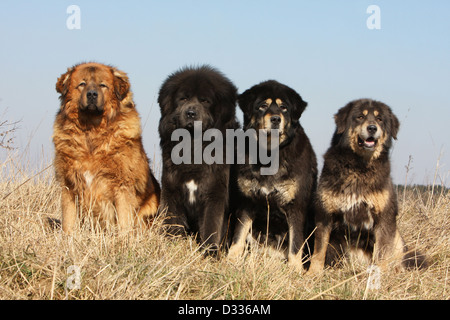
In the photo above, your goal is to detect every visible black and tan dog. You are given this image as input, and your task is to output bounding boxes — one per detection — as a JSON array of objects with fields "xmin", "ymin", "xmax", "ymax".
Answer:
[
  {"xmin": 228, "ymin": 80, "xmax": 317, "ymax": 272},
  {"xmin": 308, "ymin": 99, "xmax": 427, "ymax": 274}
]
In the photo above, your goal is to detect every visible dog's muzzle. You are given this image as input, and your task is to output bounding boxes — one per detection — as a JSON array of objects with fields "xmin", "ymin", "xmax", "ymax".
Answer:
[
  {"xmin": 358, "ymin": 125, "xmax": 380, "ymax": 150},
  {"xmin": 80, "ymin": 90, "xmax": 104, "ymax": 113}
]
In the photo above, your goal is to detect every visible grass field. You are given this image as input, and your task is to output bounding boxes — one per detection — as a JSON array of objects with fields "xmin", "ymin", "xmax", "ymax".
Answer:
[{"xmin": 0, "ymin": 152, "xmax": 449, "ymax": 300}]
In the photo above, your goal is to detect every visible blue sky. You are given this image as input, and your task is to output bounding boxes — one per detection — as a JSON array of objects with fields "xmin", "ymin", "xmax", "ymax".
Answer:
[{"xmin": 0, "ymin": 0, "xmax": 449, "ymax": 186}]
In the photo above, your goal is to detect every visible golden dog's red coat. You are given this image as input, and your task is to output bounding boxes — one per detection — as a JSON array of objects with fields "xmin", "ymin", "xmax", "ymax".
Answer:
[{"xmin": 53, "ymin": 62, "xmax": 160, "ymax": 233}]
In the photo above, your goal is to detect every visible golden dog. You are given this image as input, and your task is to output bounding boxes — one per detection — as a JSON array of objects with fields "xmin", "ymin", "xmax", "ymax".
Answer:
[{"xmin": 53, "ymin": 62, "xmax": 160, "ymax": 233}]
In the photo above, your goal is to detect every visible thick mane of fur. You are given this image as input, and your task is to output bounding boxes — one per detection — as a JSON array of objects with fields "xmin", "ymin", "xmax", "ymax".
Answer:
[
  {"xmin": 53, "ymin": 62, "xmax": 160, "ymax": 233},
  {"xmin": 308, "ymin": 99, "xmax": 427, "ymax": 275},
  {"xmin": 157, "ymin": 65, "xmax": 238, "ymax": 255},
  {"xmin": 229, "ymin": 80, "xmax": 317, "ymax": 272}
]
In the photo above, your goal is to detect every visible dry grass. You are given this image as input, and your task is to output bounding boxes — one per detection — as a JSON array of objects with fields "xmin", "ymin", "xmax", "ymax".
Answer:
[{"xmin": 0, "ymin": 153, "xmax": 449, "ymax": 300}]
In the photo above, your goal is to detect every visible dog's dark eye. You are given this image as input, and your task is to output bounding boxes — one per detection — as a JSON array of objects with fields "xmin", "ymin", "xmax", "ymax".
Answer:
[
  {"xmin": 78, "ymin": 82, "xmax": 86, "ymax": 88},
  {"xmin": 200, "ymin": 98, "xmax": 210, "ymax": 104},
  {"xmin": 357, "ymin": 115, "xmax": 365, "ymax": 120},
  {"xmin": 99, "ymin": 83, "xmax": 108, "ymax": 88},
  {"xmin": 259, "ymin": 104, "xmax": 268, "ymax": 110},
  {"xmin": 180, "ymin": 97, "xmax": 188, "ymax": 102},
  {"xmin": 376, "ymin": 117, "xmax": 382, "ymax": 122},
  {"xmin": 279, "ymin": 105, "xmax": 287, "ymax": 111}
]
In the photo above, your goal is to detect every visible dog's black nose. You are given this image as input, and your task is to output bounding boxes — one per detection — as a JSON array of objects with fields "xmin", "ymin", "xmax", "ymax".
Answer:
[
  {"xmin": 367, "ymin": 125, "xmax": 377, "ymax": 135},
  {"xmin": 186, "ymin": 110, "xmax": 197, "ymax": 119},
  {"xmin": 270, "ymin": 115, "xmax": 281, "ymax": 124},
  {"xmin": 87, "ymin": 90, "xmax": 98, "ymax": 100}
]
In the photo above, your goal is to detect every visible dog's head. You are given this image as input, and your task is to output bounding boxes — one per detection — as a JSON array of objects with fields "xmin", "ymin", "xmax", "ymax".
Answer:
[
  {"xmin": 334, "ymin": 99, "xmax": 400, "ymax": 159},
  {"xmin": 158, "ymin": 65, "xmax": 237, "ymax": 132},
  {"xmin": 56, "ymin": 62, "xmax": 132, "ymax": 124},
  {"xmin": 238, "ymin": 80, "xmax": 307, "ymax": 146}
]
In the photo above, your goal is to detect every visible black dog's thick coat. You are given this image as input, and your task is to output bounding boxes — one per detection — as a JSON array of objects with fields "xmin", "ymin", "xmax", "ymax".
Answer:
[
  {"xmin": 308, "ymin": 99, "xmax": 427, "ymax": 274},
  {"xmin": 228, "ymin": 80, "xmax": 317, "ymax": 271},
  {"xmin": 158, "ymin": 65, "xmax": 238, "ymax": 254}
]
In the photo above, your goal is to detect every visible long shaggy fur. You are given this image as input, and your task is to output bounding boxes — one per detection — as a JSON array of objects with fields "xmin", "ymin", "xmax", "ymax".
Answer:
[
  {"xmin": 308, "ymin": 99, "xmax": 427, "ymax": 274},
  {"xmin": 228, "ymin": 80, "xmax": 317, "ymax": 272},
  {"xmin": 53, "ymin": 62, "xmax": 160, "ymax": 233},
  {"xmin": 157, "ymin": 65, "xmax": 238, "ymax": 255}
]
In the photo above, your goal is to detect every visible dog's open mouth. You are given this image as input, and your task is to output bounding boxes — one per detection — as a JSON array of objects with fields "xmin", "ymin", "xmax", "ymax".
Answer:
[{"xmin": 358, "ymin": 136, "xmax": 377, "ymax": 149}]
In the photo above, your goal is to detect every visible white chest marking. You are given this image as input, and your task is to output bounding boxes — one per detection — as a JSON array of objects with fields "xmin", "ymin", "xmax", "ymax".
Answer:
[
  {"xmin": 260, "ymin": 187, "xmax": 270, "ymax": 196},
  {"xmin": 185, "ymin": 180, "xmax": 198, "ymax": 204},
  {"xmin": 83, "ymin": 171, "xmax": 94, "ymax": 187}
]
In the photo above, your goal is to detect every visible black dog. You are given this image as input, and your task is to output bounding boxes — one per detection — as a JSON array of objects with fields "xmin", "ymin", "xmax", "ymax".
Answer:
[
  {"xmin": 228, "ymin": 80, "xmax": 317, "ymax": 272},
  {"xmin": 157, "ymin": 65, "xmax": 238, "ymax": 255}
]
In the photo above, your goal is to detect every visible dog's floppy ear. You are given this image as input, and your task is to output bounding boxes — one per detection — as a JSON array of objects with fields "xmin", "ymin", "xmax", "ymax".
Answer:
[
  {"xmin": 238, "ymin": 87, "xmax": 256, "ymax": 121},
  {"xmin": 389, "ymin": 109, "xmax": 400, "ymax": 140},
  {"xmin": 112, "ymin": 68, "xmax": 131, "ymax": 101},
  {"xmin": 334, "ymin": 102, "xmax": 354, "ymax": 134},
  {"xmin": 213, "ymin": 81, "xmax": 238, "ymax": 126},
  {"xmin": 289, "ymin": 90, "xmax": 308, "ymax": 120},
  {"xmin": 56, "ymin": 67, "xmax": 74, "ymax": 96},
  {"xmin": 157, "ymin": 80, "xmax": 177, "ymax": 115},
  {"xmin": 375, "ymin": 101, "xmax": 400, "ymax": 140}
]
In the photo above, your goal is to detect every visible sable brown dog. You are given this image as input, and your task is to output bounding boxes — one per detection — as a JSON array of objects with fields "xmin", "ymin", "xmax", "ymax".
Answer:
[
  {"xmin": 308, "ymin": 99, "xmax": 426, "ymax": 274},
  {"xmin": 228, "ymin": 80, "xmax": 317, "ymax": 272},
  {"xmin": 53, "ymin": 62, "xmax": 160, "ymax": 233}
]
